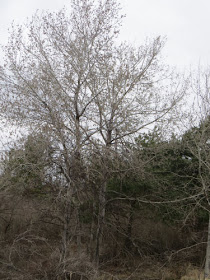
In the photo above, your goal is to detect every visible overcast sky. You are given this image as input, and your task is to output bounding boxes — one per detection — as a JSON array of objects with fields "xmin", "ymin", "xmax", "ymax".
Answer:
[{"xmin": 0, "ymin": 0, "xmax": 210, "ymax": 69}]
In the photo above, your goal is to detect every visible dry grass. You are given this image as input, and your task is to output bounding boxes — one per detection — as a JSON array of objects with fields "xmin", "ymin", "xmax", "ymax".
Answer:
[
  {"xmin": 180, "ymin": 264, "xmax": 204, "ymax": 280},
  {"xmin": 96, "ymin": 263, "xmax": 205, "ymax": 280}
]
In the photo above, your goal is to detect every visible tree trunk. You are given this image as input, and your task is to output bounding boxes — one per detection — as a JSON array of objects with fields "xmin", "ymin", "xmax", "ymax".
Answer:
[
  {"xmin": 204, "ymin": 213, "xmax": 210, "ymax": 279},
  {"xmin": 60, "ymin": 189, "xmax": 72, "ymax": 272},
  {"xmin": 88, "ymin": 200, "xmax": 96, "ymax": 261},
  {"xmin": 95, "ymin": 180, "xmax": 106, "ymax": 268},
  {"xmin": 124, "ymin": 201, "xmax": 134, "ymax": 252},
  {"xmin": 94, "ymin": 143, "xmax": 111, "ymax": 267}
]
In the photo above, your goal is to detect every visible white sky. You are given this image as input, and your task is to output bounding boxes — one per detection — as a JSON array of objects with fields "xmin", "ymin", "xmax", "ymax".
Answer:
[{"xmin": 0, "ymin": 0, "xmax": 210, "ymax": 69}]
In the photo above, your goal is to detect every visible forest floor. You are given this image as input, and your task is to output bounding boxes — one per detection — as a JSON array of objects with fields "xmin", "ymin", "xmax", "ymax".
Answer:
[{"xmin": 99, "ymin": 262, "xmax": 204, "ymax": 280}]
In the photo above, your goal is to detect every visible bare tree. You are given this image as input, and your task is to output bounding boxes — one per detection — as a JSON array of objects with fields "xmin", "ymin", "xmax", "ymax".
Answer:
[
  {"xmin": 88, "ymin": 38, "xmax": 186, "ymax": 265},
  {"xmin": 184, "ymin": 68, "xmax": 210, "ymax": 278},
  {"xmin": 0, "ymin": 0, "xmax": 185, "ymax": 272}
]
